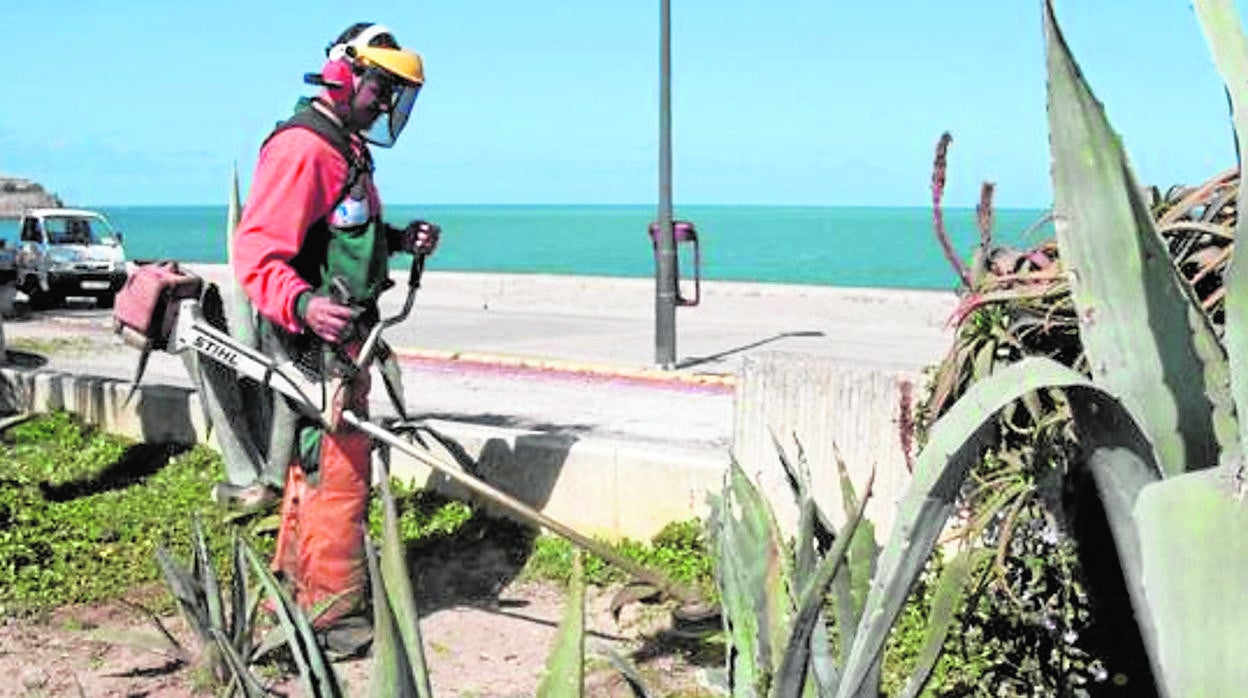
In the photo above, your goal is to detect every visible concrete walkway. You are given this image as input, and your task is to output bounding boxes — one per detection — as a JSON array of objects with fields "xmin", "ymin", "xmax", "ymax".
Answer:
[{"xmin": 3, "ymin": 264, "xmax": 957, "ymax": 448}]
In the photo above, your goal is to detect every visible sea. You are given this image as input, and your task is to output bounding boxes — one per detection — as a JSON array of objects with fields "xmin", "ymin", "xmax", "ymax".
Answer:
[{"xmin": 0, "ymin": 205, "xmax": 1053, "ymax": 291}]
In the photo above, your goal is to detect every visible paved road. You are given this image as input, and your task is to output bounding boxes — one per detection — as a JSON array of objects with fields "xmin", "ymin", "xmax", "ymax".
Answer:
[{"xmin": 0, "ymin": 265, "xmax": 959, "ymax": 454}]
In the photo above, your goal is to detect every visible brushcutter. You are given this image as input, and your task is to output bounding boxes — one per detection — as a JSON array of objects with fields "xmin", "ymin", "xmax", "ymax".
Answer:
[{"xmin": 113, "ymin": 255, "xmax": 719, "ymax": 630}]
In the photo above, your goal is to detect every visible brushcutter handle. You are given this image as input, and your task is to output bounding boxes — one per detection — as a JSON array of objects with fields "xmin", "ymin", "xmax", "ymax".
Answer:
[
  {"xmin": 408, "ymin": 252, "xmax": 426, "ymax": 291},
  {"xmin": 355, "ymin": 253, "xmax": 428, "ymax": 373}
]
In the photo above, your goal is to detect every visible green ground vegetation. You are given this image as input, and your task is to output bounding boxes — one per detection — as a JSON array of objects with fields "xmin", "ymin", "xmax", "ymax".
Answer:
[
  {"xmin": 0, "ymin": 412, "xmax": 236, "ymax": 615},
  {"xmin": 2, "ymin": 413, "xmax": 718, "ymax": 618}
]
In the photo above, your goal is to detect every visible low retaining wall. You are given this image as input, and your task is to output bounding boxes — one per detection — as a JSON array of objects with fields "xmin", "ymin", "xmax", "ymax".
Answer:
[{"xmin": 0, "ymin": 353, "xmax": 927, "ymax": 544}]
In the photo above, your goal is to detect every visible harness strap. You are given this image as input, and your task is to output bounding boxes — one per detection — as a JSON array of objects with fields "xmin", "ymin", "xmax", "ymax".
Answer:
[{"xmin": 264, "ymin": 105, "xmax": 373, "ymax": 209}]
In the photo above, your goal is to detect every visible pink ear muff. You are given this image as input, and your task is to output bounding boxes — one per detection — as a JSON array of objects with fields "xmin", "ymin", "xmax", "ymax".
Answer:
[{"xmin": 320, "ymin": 58, "xmax": 354, "ymax": 105}]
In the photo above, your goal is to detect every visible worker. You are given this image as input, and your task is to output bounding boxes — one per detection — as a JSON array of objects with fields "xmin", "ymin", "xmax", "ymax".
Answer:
[{"xmin": 230, "ymin": 22, "xmax": 439, "ymax": 655}]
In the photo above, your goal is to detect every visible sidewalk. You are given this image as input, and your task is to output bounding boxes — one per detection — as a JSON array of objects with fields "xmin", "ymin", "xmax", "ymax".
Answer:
[
  {"xmin": 5, "ymin": 264, "xmax": 962, "ymax": 445},
  {"xmin": 3, "ymin": 264, "xmax": 957, "ymax": 449}
]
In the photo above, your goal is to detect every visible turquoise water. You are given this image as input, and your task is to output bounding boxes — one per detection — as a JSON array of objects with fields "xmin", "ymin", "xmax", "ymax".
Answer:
[{"xmin": 0, "ymin": 205, "xmax": 1053, "ymax": 290}]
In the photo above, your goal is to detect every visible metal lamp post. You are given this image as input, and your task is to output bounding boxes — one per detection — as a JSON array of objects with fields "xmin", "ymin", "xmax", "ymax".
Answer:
[{"xmin": 655, "ymin": 0, "xmax": 678, "ymax": 369}]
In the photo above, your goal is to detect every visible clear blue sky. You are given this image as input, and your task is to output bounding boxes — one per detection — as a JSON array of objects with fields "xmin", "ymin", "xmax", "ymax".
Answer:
[{"xmin": 0, "ymin": 1, "xmax": 1240, "ymax": 207}]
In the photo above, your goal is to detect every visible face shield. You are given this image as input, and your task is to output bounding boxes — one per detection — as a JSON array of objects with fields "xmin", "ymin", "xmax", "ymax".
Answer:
[{"xmin": 361, "ymin": 69, "xmax": 421, "ymax": 148}]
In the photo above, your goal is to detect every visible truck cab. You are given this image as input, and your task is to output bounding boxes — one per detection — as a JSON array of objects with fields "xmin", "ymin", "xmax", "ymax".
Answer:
[{"xmin": 17, "ymin": 208, "xmax": 128, "ymax": 308}]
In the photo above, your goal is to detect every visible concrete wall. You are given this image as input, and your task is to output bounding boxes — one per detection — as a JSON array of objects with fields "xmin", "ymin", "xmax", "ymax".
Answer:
[
  {"xmin": 732, "ymin": 352, "xmax": 921, "ymax": 542},
  {"xmin": 0, "ymin": 352, "xmax": 924, "ymax": 544}
]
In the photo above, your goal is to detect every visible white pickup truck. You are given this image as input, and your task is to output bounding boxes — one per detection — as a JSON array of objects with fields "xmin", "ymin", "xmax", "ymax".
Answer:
[{"xmin": 15, "ymin": 208, "xmax": 128, "ymax": 308}]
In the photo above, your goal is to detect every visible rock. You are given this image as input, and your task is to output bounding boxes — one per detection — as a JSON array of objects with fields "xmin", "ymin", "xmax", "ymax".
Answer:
[
  {"xmin": 0, "ymin": 175, "xmax": 63, "ymax": 217},
  {"xmin": 20, "ymin": 666, "xmax": 49, "ymax": 689}
]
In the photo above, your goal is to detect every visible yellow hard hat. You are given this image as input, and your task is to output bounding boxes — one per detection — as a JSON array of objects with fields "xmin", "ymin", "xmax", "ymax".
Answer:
[{"xmin": 351, "ymin": 45, "xmax": 424, "ymax": 86}]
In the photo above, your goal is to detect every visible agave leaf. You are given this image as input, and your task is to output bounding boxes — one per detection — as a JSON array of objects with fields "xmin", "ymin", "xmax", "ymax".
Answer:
[
  {"xmin": 716, "ymin": 460, "xmax": 793, "ymax": 695},
  {"xmin": 1134, "ymin": 467, "xmax": 1248, "ymax": 695},
  {"xmin": 897, "ymin": 548, "xmax": 987, "ymax": 698},
  {"xmin": 1193, "ymin": 0, "xmax": 1248, "ymax": 466},
  {"xmin": 773, "ymin": 467, "xmax": 874, "ymax": 698},
  {"xmin": 154, "ymin": 546, "xmax": 209, "ymax": 641},
  {"xmin": 243, "ymin": 543, "xmax": 341, "ymax": 698},
  {"xmin": 367, "ymin": 536, "xmax": 418, "ymax": 698},
  {"xmin": 1082, "ymin": 444, "xmax": 1162, "ymax": 667},
  {"xmin": 226, "ymin": 163, "xmax": 258, "ymax": 349},
  {"xmin": 210, "ymin": 628, "xmax": 268, "ymax": 698},
  {"xmin": 834, "ymin": 444, "xmax": 878, "ymax": 638},
  {"xmin": 88, "ymin": 628, "xmax": 188, "ymax": 661},
  {"xmin": 1044, "ymin": 0, "xmax": 1238, "ymax": 476},
  {"xmin": 836, "ymin": 357, "xmax": 1105, "ymax": 697},
  {"xmin": 376, "ymin": 474, "xmax": 434, "ymax": 698},
  {"xmin": 192, "ymin": 519, "xmax": 226, "ymax": 639},
  {"xmin": 537, "ymin": 551, "xmax": 586, "ymax": 697},
  {"xmin": 229, "ymin": 529, "xmax": 251, "ymax": 657},
  {"xmin": 769, "ymin": 431, "xmax": 816, "ymax": 585},
  {"xmin": 600, "ymin": 646, "xmax": 656, "ymax": 698}
]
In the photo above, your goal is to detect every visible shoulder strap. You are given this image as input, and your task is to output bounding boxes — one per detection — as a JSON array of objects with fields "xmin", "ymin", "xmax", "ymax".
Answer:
[{"xmin": 265, "ymin": 106, "xmax": 372, "ymax": 205}]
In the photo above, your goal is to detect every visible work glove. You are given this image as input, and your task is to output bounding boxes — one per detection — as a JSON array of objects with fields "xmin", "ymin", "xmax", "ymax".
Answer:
[
  {"xmin": 301, "ymin": 294, "xmax": 354, "ymax": 343},
  {"xmin": 400, "ymin": 220, "xmax": 441, "ymax": 256}
]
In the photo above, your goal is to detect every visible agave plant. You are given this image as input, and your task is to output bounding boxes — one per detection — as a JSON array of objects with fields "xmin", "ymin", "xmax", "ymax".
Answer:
[
  {"xmin": 860, "ymin": 1, "xmax": 1248, "ymax": 694},
  {"xmin": 714, "ymin": 402, "xmax": 1043, "ymax": 698},
  {"xmin": 149, "ymin": 518, "xmax": 262, "ymax": 691},
  {"xmin": 710, "ymin": 4, "xmax": 1248, "ymax": 685}
]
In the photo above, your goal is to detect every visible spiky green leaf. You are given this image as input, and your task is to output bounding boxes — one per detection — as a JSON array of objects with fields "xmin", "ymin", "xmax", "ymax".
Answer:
[
  {"xmin": 376, "ymin": 475, "xmax": 434, "ymax": 698},
  {"xmin": 244, "ymin": 543, "xmax": 341, "ymax": 698},
  {"xmin": 154, "ymin": 546, "xmax": 209, "ymax": 641},
  {"xmin": 211, "ymin": 628, "xmax": 268, "ymax": 698},
  {"xmin": 192, "ymin": 519, "xmax": 226, "ymax": 639},
  {"xmin": 1193, "ymin": 0, "xmax": 1248, "ymax": 466},
  {"xmin": 537, "ymin": 551, "xmax": 586, "ymax": 697},
  {"xmin": 367, "ymin": 536, "xmax": 418, "ymax": 698},
  {"xmin": 773, "ymin": 467, "xmax": 874, "ymax": 698},
  {"xmin": 716, "ymin": 460, "xmax": 793, "ymax": 696},
  {"xmin": 1135, "ymin": 467, "xmax": 1248, "ymax": 695},
  {"xmin": 1044, "ymin": 0, "xmax": 1237, "ymax": 476},
  {"xmin": 229, "ymin": 529, "xmax": 252, "ymax": 657},
  {"xmin": 897, "ymin": 549, "xmax": 985, "ymax": 698}
]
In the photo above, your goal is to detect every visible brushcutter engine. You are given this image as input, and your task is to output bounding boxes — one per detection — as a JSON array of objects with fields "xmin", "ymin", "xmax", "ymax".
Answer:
[{"xmin": 112, "ymin": 261, "xmax": 204, "ymax": 352}]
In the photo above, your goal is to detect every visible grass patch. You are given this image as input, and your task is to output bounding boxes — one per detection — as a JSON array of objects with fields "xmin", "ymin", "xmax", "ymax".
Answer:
[
  {"xmin": 520, "ymin": 519, "xmax": 716, "ymax": 596},
  {"xmin": 0, "ymin": 412, "xmax": 237, "ymax": 615},
  {"xmin": 2, "ymin": 413, "xmax": 716, "ymax": 620},
  {"xmin": 7, "ymin": 336, "xmax": 96, "ymax": 356},
  {"xmin": 366, "ymin": 480, "xmax": 475, "ymax": 543}
]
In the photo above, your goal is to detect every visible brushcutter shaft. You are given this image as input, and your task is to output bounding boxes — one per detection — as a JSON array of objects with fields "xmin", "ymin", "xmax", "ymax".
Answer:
[{"xmin": 343, "ymin": 410, "xmax": 705, "ymax": 606}]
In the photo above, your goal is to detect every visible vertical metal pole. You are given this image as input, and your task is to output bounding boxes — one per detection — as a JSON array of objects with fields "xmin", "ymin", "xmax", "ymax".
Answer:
[{"xmin": 655, "ymin": 0, "xmax": 677, "ymax": 369}]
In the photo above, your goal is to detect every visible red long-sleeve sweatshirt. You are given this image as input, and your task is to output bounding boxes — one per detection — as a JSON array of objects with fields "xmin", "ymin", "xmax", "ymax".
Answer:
[{"xmin": 232, "ymin": 127, "xmax": 379, "ymax": 333}]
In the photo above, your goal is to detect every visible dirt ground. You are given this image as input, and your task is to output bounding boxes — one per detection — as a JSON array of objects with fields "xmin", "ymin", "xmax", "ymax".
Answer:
[{"xmin": 0, "ymin": 577, "xmax": 724, "ymax": 697}]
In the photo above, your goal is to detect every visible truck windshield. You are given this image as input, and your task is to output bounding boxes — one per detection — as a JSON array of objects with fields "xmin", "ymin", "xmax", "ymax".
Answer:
[{"xmin": 45, "ymin": 217, "xmax": 113, "ymax": 245}]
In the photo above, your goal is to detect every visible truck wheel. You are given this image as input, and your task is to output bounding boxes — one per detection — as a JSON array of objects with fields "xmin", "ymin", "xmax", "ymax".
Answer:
[{"xmin": 21, "ymin": 279, "xmax": 48, "ymax": 310}]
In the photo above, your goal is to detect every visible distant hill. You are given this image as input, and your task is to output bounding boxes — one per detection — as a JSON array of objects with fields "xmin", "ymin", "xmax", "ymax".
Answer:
[{"xmin": 0, "ymin": 176, "xmax": 62, "ymax": 218}]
